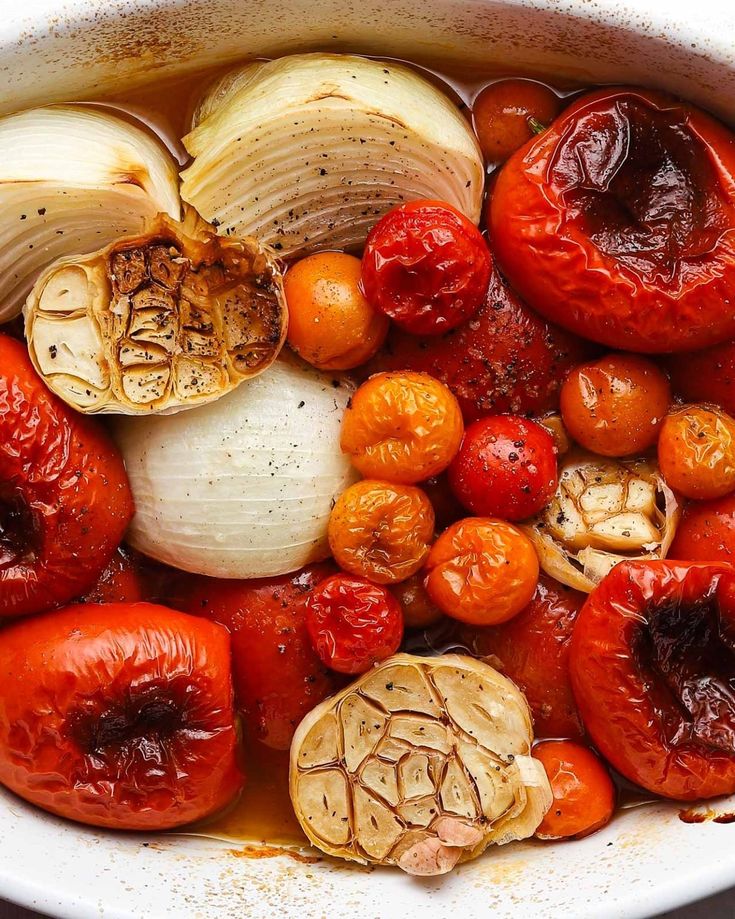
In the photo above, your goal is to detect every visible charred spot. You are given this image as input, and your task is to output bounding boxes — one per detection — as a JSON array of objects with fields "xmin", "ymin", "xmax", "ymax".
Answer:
[{"xmin": 0, "ymin": 485, "xmax": 39, "ymax": 570}]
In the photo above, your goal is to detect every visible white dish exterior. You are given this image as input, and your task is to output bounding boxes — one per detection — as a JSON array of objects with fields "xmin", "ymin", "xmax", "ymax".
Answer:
[{"xmin": 2, "ymin": 0, "xmax": 735, "ymax": 916}]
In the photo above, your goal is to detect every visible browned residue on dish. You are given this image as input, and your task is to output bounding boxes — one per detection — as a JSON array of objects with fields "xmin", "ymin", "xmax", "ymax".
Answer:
[
  {"xmin": 679, "ymin": 807, "xmax": 735, "ymax": 824},
  {"xmin": 229, "ymin": 845, "xmax": 321, "ymax": 864}
]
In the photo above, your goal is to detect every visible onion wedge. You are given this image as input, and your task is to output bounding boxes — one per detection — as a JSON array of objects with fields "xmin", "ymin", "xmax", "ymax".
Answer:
[
  {"xmin": 181, "ymin": 54, "xmax": 484, "ymax": 255},
  {"xmin": 0, "ymin": 105, "xmax": 180, "ymax": 323}
]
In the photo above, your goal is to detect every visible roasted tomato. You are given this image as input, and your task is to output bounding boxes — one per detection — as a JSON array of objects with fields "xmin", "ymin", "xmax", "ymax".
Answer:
[
  {"xmin": 390, "ymin": 572, "xmax": 444, "ymax": 629},
  {"xmin": 448, "ymin": 415, "xmax": 558, "ymax": 521},
  {"xmin": 361, "ymin": 200, "xmax": 492, "ymax": 335},
  {"xmin": 658, "ymin": 404, "xmax": 735, "ymax": 500},
  {"xmin": 178, "ymin": 564, "xmax": 337, "ymax": 751},
  {"xmin": 368, "ymin": 271, "xmax": 590, "ymax": 422},
  {"xmin": 669, "ymin": 493, "xmax": 735, "ymax": 563},
  {"xmin": 81, "ymin": 546, "xmax": 148, "ymax": 604},
  {"xmin": 666, "ymin": 339, "xmax": 735, "ymax": 416},
  {"xmin": 570, "ymin": 560, "xmax": 735, "ymax": 799},
  {"xmin": 0, "ymin": 334, "xmax": 133, "ymax": 617},
  {"xmin": 461, "ymin": 574, "xmax": 584, "ymax": 738},
  {"xmin": 490, "ymin": 88, "xmax": 735, "ymax": 353},
  {"xmin": 533, "ymin": 741, "xmax": 615, "ymax": 840},
  {"xmin": 472, "ymin": 79, "xmax": 562, "ymax": 164},
  {"xmin": 0, "ymin": 602, "xmax": 243, "ymax": 829}
]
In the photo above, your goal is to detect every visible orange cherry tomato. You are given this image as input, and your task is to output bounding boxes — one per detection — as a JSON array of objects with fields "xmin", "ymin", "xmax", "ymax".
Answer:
[
  {"xmin": 341, "ymin": 371, "xmax": 464, "ymax": 484},
  {"xmin": 390, "ymin": 571, "xmax": 444, "ymax": 629},
  {"xmin": 424, "ymin": 517, "xmax": 539, "ymax": 625},
  {"xmin": 560, "ymin": 353, "xmax": 671, "ymax": 457},
  {"xmin": 658, "ymin": 404, "xmax": 735, "ymax": 500},
  {"xmin": 284, "ymin": 252, "xmax": 388, "ymax": 370},
  {"xmin": 669, "ymin": 493, "xmax": 735, "ymax": 563},
  {"xmin": 472, "ymin": 78, "xmax": 562, "ymax": 163},
  {"xmin": 328, "ymin": 479, "xmax": 435, "ymax": 584},
  {"xmin": 533, "ymin": 741, "xmax": 615, "ymax": 840}
]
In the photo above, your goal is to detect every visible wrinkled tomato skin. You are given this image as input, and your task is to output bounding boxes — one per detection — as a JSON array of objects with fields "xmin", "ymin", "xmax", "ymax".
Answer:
[
  {"xmin": 0, "ymin": 334, "xmax": 133, "ymax": 617},
  {"xmin": 81, "ymin": 546, "xmax": 148, "ymax": 604},
  {"xmin": 669, "ymin": 494, "xmax": 735, "ymax": 563},
  {"xmin": 666, "ymin": 339, "xmax": 735, "ymax": 416},
  {"xmin": 570, "ymin": 560, "xmax": 735, "ymax": 799},
  {"xmin": 461, "ymin": 574, "xmax": 584, "ymax": 738},
  {"xmin": 490, "ymin": 88, "xmax": 735, "ymax": 353},
  {"xmin": 178, "ymin": 564, "xmax": 338, "ymax": 751},
  {"xmin": 367, "ymin": 270, "xmax": 591, "ymax": 422},
  {"xmin": 0, "ymin": 602, "xmax": 243, "ymax": 829}
]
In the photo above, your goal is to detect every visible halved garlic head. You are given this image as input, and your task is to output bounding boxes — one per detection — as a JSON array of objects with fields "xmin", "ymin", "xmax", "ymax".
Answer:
[
  {"xmin": 289, "ymin": 654, "xmax": 551, "ymax": 874},
  {"xmin": 0, "ymin": 105, "xmax": 180, "ymax": 324},
  {"xmin": 522, "ymin": 450, "xmax": 680, "ymax": 592},
  {"xmin": 181, "ymin": 53, "xmax": 484, "ymax": 256},
  {"xmin": 24, "ymin": 211, "xmax": 286, "ymax": 414}
]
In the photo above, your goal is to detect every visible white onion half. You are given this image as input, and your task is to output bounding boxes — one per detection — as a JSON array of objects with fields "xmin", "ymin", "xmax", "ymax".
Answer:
[
  {"xmin": 180, "ymin": 53, "xmax": 484, "ymax": 256},
  {"xmin": 0, "ymin": 105, "xmax": 180, "ymax": 323},
  {"xmin": 114, "ymin": 357, "xmax": 358, "ymax": 578}
]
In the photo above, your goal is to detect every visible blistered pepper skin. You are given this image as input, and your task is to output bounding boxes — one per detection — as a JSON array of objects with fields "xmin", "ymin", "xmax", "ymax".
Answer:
[
  {"xmin": 0, "ymin": 602, "xmax": 243, "ymax": 829},
  {"xmin": 490, "ymin": 88, "xmax": 735, "ymax": 353},
  {"xmin": 570, "ymin": 560, "xmax": 735, "ymax": 800},
  {"xmin": 0, "ymin": 334, "xmax": 133, "ymax": 616}
]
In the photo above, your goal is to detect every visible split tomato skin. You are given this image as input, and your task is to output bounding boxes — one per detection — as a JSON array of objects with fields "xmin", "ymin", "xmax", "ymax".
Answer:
[
  {"xmin": 0, "ymin": 602, "xmax": 243, "ymax": 829},
  {"xmin": 0, "ymin": 334, "xmax": 133, "ymax": 617},
  {"xmin": 570, "ymin": 560, "xmax": 735, "ymax": 800},
  {"xmin": 179, "ymin": 564, "xmax": 338, "ymax": 751},
  {"xmin": 490, "ymin": 88, "xmax": 735, "ymax": 353}
]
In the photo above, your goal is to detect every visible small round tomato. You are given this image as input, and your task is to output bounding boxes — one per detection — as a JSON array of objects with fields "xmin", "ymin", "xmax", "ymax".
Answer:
[
  {"xmin": 367, "ymin": 269, "xmax": 591, "ymax": 423},
  {"xmin": 328, "ymin": 479, "xmax": 435, "ymax": 584},
  {"xmin": 461, "ymin": 574, "xmax": 584, "ymax": 738},
  {"xmin": 425, "ymin": 517, "xmax": 539, "ymax": 625},
  {"xmin": 305, "ymin": 573, "xmax": 404, "ymax": 674},
  {"xmin": 180, "ymin": 564, "xmax": 337, "ymax": 750},
  {"xmin": 449, "ymin": 415, "xmax": 557, "ymax": 521},
  {"xmin": 361, "ymin": 200, "xmax": 492, "ymax": 335},
  {"xmin": 0, "ymin": 334, "xmax": 133, "ymax": 617},
  {"xmin": 81, "ymin": 546, "xmax": 148, "ymax": 604},
  {"xmin": 490, "ymin": 87, "xmax": 735, "ymax": 352},
  {"xmin": 658, "ymin": 404, "xmax": 735, "ymax": 500},
  {"xmin": 669, "ymin": 493, "xmax": 735, "ymax": 563},
  {"xmin": 560, "ymin": 353, "xmax": 671, "ymax": 457},
  {"xmin": 666, "ymin": 338, "xmax": 735, "ymax": 416},
  {"xmin": 284, "ymin": 252, "xmax": 389, "ymax": 370},
  {"xmin": 421, "ymin": 472, "xmax": 465, "ymax": 531},
  {"xmin": 0, "ymin": 602, "xmax": 243, "ymax": 829},
  {"xmin": 571, "ymin": 560, "xmax": 735, "ymax": 799},
  {"xmin": 472, "ymin": 79, "xmax": 562, "ymax": 163},
  {"xmin": 391, "ymin": 572, "xmax": 444, "ymax": 629},
  {"xmin": 341, "ymin": 371, "xmax": 464, "ymax": 484},
  {"xmin": 533, "ymin": 741, "xmax": 615, "ymax": 840}
]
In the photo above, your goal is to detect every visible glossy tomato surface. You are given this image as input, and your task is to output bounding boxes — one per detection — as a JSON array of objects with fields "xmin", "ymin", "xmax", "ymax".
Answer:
[
  {"xmin": 666, "ymin": 338, "xmax": 735, "ymax": 415},
  {"xmin": 0, "ymin": 334, "xmax": 133, "ymax": 617},
  {"xmin": 368, "ymin": 270, "xmax": 590, "ymax": 422},
  {"xmin": 669, "ymin": 493, "xmax": 735, "ymax": 563},
  {"xmin": 461, "ymin": 574, "xmax": 584, "ymax": 738},
  {"xmin": 490, "ymin": 88, "xmax": 735, "ymax": 353},
  {"xmin": 472, "ymin": 79, "xmax": 562, "ymax": 164},
  {"xmin": 178, "ymin": 564, "xmax": 337, "ymax": 750},
  {"xmin": 570, "ymin": 560, "xmax": 735, "ymax": 799},
  {"xmin": 0, "ymin": 602, "xmax": 243, "ymax": 829},
  {"xmin": 81, "ymin": 546, "xmax": 148, "ymax": 604}
]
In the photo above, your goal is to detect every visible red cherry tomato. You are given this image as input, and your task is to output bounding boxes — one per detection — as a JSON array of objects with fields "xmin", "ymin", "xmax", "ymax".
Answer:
[
  {"xmin": 570, "ymin": 560, "xmax": 735, "ymax": 799},
  {"xmin": 0, "ymin": 602, "xmax": 243, "ymax": 829},
  {"xmin": 81, "ymin": 546, "xmax": 148, "ymax": 604},
  {"xmin": 0, "ymin": 334, "xmax": 133, "ymax": 617},
  {"xmin": 533, "ymin": 741, "xmax": 615, "ymax": 840},
  {"xmin": 490, "ymin": 88, "xmax": 735, "ymax": 352},
  {"xmin": 665, "ymin": 338, "xmax": 735, "ymax": 416},
  {"xmin": 177, "ymin": 564, "xmax": 338, "ymax": 750},
  {"xmin": 449, "ymin": 415, "xmax": 558, "ymax": 521},
  {"xmin": 361, "ymin": 200, "xmax": 492, "ymax": 335},
  {"xmin": 669, "ymin": 493, "xmax": 735, "ymax": 564},
  {"xmin": 304, "ymin": 573, "xmax": 404, "ymax": 674},
  {"xmin": 461, "ymin": 574, "xmax": 584, "ymax": 738},
  {"xmin": 472, "ymin": 79, "xmax": 562, "ymax": 164},
  {"xmin": 367, "ymin": 270, "xmax": 590, "ymax": 422}
]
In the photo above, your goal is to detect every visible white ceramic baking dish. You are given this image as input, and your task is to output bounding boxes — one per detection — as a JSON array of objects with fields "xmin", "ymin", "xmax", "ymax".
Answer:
[{"xmin": 3, "ymin": 0, "xmax": 735, "ymax": 916}]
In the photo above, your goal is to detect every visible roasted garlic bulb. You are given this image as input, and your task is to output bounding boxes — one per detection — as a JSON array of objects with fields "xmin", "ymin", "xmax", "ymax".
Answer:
[
  {"xmin": 24, "ymin": 211, "xmax": 286, "ymax": 414},
  {"xmin": 522, "ymin": 450, "xmax": 680, "ymax": 592},
  {"xmin": 290, "ymin": 654, "xmax": 551, "ymax": 874}
]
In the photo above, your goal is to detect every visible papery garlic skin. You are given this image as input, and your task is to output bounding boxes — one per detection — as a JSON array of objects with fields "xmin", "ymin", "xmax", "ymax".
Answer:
[
  {"xmin": 523, "ymin": 451, "xmax": 680, "ymax": 592},
  {"xmin": 0, "ymin": 106, "xmax": 180, "ymax": 323},
  {"xmin": 114, "ymin": 357, "xmax": 358, "ymax": 578},
  {"xmin": 181, "ymin": 54, "xmax": 484, "ymax": 256},
  {"xmin": 289, "ymin": 654, "xmax": 551, "ymax": 874}
]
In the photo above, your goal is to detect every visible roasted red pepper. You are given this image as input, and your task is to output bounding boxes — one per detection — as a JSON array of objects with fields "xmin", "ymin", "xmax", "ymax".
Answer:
[{"xmin": 490, "ymin": 88, "xmax": 735, "ymax": 353}]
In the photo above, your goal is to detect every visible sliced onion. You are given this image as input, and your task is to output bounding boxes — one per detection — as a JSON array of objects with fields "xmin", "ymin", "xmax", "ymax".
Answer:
[
  {"xmin": 113, "ymin": 356, "xmax": 358, "ymax": 577},
  {"xmin": 522, "ymin": 450, "xmax": 680, "ymax": 592},
  {"xmin": 181, "ymin": 54, "xmax": 484, "ymax": 256},
  {"xmin": 0, "ymin": 105, "xmax": 180, "ymax": 324}
]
